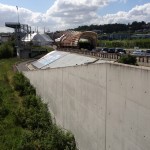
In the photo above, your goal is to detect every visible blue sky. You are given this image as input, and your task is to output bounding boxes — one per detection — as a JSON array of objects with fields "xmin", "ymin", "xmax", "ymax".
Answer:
[
  {"xmin": 0, "ymin": 0, "xmax": 150, "ymax": 32},
  {"xmin": 0, "ymin": 0, "xmax": 54, "ymax": 12},
  {"xmin": 99, "ymin": 0, "xmax": 150, "ymax": 15}
]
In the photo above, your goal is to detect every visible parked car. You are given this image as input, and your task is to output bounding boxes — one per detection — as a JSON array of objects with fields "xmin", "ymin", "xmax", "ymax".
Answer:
[
  {"xmin": 96, "ymin": 48, "xmax": 102, "ymax": 52},
  {"xmin": 91, "ymin": 49, "xmax": 97, "ymax": 52},
  {"xmin": 132, "ymin": 50, "xmax": 145, "ymax": 56},
  {"xmin": 145, "ymin": 50, "xmax": 150, "ymax": 56},
  {"xmin": 108, "ymin": 48, "xmax": 115, "ymax": 53},
  {"xmin": 115, "ymin": 48, "xmax": 126, "ymax": 55},
  {"xmin": 101, "ymin": 47, "xmax": 109, "ymax": 53}
]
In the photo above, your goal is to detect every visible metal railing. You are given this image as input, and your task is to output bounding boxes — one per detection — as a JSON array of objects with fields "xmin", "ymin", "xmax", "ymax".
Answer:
[{"xmin": 58, "ymin": 48, "xmax": 150, "ymax": 67}]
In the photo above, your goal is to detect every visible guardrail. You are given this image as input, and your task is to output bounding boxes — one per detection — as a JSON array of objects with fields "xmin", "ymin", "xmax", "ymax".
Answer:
[{"xmin": 58, "ymin": 48, "xmax": 150, "ymax": 67}]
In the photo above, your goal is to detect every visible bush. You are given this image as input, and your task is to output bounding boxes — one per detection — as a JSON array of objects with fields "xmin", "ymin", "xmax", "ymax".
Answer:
[
  {"xmin": 0, "ymin": 87, "xmax": 9, "ymax": 120},
  {"xmin": 0, "ymin": 42, "xmax": 13, "ymax": 58},
  {"xmin": 0, "ymin": 89, "xmax": 3, "ymax": 104},
  {"xmin": 13, "ymin": 72, "xmax": 77, "ymax": 150},
  {"xmin": 15, "ymin": 96, "xmax": 52, "ymax": 130},
  {"xmin": 118, "ymin": 54, "xmax": 137, "ymax": 65},
  {"xmin": 3, "ymin": 73, "xmax": 9, "ymax": 83},
  {"xmin": 13, "ymin": 73, "xmax": 36, "ymax": 96},
  {"xmin": 50, "ymin": 125, "xmax": 76, "ymax": 150},
  {"xmin": 0, "ymin": 105, "xmax": 9, "ymax": 119}
]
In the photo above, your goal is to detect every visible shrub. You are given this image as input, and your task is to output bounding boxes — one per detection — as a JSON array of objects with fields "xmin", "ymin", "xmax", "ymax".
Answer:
[
  {"xmin": 13, "ymin": 72, "xmax": 77, "ymax": 150},
  {"xmin": 0, "ymin": 105, "xmax": 9, "ymax": 119},
  {"xmin": 0, "ymin": 89, "xmax": 3, "ymax": 104},
  {"xmin": 15, "ymin": 96, "xmax": 52, "ymax": 130},
  {"xmin": 118, "ymin": 54, "xmax": 137, "ymax": 65},
  {"xmin": 23, "ymin": 95, "xmax": 40, "ymax": 109},
  {"xmin": 13, "ymin": 73, "xmax": 36, "ymax": 96},
  {"xmin": 3, "ymin": 73, "xmax": 9, "ymax": 83},
  {"xmin": 0, "ymin": 42, "xmax": 13, "ymax": 58},
  {"xmin": 0, "ymin": 87, "xmax": 9, "ymax": 120},
  {"xmin": 50, "ymin": 125, "xmax": 76, "ymax": 150}
]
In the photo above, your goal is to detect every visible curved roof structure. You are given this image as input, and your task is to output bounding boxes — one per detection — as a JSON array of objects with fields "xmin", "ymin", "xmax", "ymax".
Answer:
[{"xmin": 55, "ymin": 31, "xmax": 97, "ymax": 49}]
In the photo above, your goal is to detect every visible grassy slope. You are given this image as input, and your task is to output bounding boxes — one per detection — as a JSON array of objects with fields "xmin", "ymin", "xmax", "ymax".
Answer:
[
  {"xmin": 0, "ymin": 58, "xmax": 23, "ymax": 149},
  {"xmin": 0, "ymin": 58, "xmax": 76, "ymax": 150}
]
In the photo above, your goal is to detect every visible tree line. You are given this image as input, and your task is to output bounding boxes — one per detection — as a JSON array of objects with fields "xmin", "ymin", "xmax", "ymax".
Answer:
[{"xmin": 74, "ymin": 21, "xmax": 149, "ymax": 33}]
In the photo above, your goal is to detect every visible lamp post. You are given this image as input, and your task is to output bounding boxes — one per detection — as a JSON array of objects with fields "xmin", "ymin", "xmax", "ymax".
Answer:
[
  {"xmin": 16, "ymin": 6, "xmax": 19, "ymax": 23},
  {"xmin": 16, "ymin": 6, "xmax": 20, "ymax": 58}
]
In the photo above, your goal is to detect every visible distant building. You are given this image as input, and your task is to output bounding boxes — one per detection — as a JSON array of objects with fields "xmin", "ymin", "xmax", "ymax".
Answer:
[
  {"xmin": 131, "ymin": 34, "xmax": 150, "ymax": 39},
  {"xmin": 0, "ymin": 33, "xmax": 12, "ymax": 43},
  {"xmin": 22, "ymin": 32, "xmax": 53, "ymax": 46},
  {"xmin": 109, "ymin": 33, "xmax": 130, "ymax": 40},
  {"xmin": 4, "ymin": 22, "xmax": 50, "ymax": 58}
]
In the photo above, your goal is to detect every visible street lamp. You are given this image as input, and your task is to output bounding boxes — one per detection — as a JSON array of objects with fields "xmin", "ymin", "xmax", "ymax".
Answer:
[
  {"xmin": 16, "ymin": 6, "xmax": 19, "ymax": 23},
  {"xmin": 16, "ymin": 6, "xmax": 21, "ymax": 58}
]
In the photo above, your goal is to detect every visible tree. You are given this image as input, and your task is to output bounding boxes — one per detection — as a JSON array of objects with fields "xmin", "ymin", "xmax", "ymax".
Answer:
[{"xmin": 0, "ymin": 42, "xmax": 13, "ymax": 58}]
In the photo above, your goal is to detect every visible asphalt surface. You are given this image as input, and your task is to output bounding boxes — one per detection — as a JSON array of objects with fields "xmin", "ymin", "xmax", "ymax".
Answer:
[{"xmin": 16, "ymin": 59, "xmax": 36, "ymax": 72}]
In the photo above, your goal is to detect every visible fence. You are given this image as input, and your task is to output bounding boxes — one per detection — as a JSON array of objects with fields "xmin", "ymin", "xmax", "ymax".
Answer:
[{"xmin": 58, "ymin": 48, "xmax": 150, "ymax": 67}]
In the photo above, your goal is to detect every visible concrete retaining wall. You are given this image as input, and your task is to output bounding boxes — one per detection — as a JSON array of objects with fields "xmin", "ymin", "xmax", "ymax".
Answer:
[{"xmin": 24, "ymin": 62, "xmax": 150, "ymax": 150}]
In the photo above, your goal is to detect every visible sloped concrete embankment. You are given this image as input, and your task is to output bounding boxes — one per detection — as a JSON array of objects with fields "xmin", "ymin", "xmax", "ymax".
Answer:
[{"xmin": 24, "ymin": 63, "xmax": 150, "ymax": 150}]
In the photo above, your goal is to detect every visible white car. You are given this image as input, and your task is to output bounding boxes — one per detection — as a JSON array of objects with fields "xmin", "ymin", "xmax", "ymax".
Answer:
[{"xmin": 132, "ymin": 50, "xmax": 145, "ymax": 56}]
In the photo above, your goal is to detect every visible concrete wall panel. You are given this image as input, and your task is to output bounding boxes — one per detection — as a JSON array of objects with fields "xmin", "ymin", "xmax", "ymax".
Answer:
[
  {"xmin": 106, "ymin": 64, "xmax": 150, "ymax": 150},
  {"xmin": 24, "ymin": 63, "xmax": 150, "ymax": 150}
]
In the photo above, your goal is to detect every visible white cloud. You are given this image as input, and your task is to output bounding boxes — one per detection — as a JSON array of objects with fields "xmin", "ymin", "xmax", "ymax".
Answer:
[
  {"xmin": 46, "ymin": 0, "xmax": 111, "ymax": 27},
  {"xmin": 0, "ymin": 2, "xmax": 150, "ymax": 32},
  {"xmin": 99, "ymin": 3, "xmax": 150, "ymax": 24},
  {"xmin": 0, "ymin": 3, "xmax": 56, "ymax": 32}
]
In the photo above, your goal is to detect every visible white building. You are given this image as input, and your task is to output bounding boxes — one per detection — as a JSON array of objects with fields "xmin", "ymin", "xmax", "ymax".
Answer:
[{"xmin": 22, "ymin": 32, "xmax": 53, "ymax": 46}]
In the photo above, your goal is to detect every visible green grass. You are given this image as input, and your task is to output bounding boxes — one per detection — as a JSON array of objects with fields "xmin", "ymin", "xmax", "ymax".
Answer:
[
  {"xmin": 99, "ymin": 39, "xmax": 150, "ymax": 48},
  {"xmin": 31, "ymin": 45, "xmax": 54, "ymax": 52},
  {"xmin": 0, "ymin": 58, "xmax": 24, "ymax": 150},
  {"xmin": 0, "ymin": 58, "xmax": 76, "ymax": 150},
  {"xmin": 0, "ymin": 58, "xmax": 17, "ymax": 79},
  {"xmin": 41, "ymin": 46, "xmax": 54, "ymax": 52}
]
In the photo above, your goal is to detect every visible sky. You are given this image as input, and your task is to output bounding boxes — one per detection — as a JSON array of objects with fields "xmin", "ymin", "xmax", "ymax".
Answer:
[{"xmin": 0, "ymin": 0, "xmax": 150, "ymax": 33}]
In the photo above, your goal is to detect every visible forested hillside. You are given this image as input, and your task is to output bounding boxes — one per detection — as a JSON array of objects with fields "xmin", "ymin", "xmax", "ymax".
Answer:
[{"xmin": 74, "ymin": 21, "xmax": 149, "ymax": 33}]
